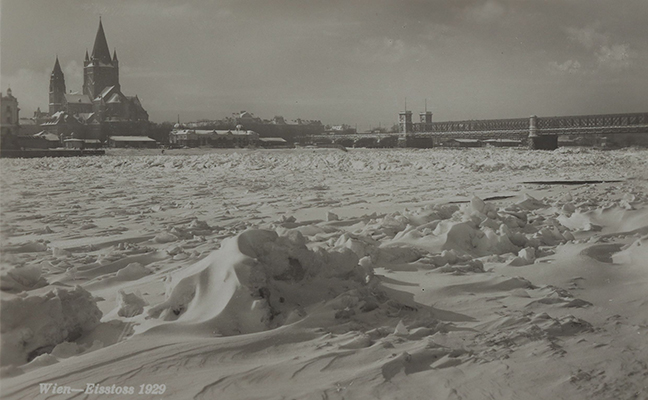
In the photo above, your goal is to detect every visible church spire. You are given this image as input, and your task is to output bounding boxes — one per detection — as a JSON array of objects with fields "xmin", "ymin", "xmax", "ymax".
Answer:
[
  {"xmin": 85, "ymin": 49, "xmax": 89, "ymax": 62},
  {"xmin": 113, "ymin": 49, "xmax": 118, "ymax": 62},
  {"xmin": 52, "ymin": 56, "xmax": 63, "ymax": 76},
  {"xmin": 50, "ymin": 56, "xmax": 66, "ymax": 114},
  {"xmin": 91, "ymin": 18, "xmax": 112, "ymax": 64}
]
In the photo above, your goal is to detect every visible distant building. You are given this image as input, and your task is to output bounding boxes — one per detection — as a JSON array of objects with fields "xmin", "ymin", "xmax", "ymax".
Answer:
[
  {"xmin": 44, "ymin": 19, "xmax": 149, "ymax": 142},
  {"xmin": 183, "ymin": 112, "xmax": 325, "ymax": 141},
  {"xmin": 272, "ymin": 116, "xmax": 287, "ymax": 125},
  {"xmin": 20, "ymin": 131, "xmax": 61, "ymax": 149},
  {"xmin": 108, "ymin": 136, "xmax": 158, "ymax": 148},
  {"xmin": 236, "ymin": 111, "xmax": 260, "ymax": 125},
  {"xmin": 258, "ymin": 137, "xmax": 292, "ymax": 148},
  {"xmin": 169, "ymin": 126, "xmax": 259, "ymax": 148},
  {"xmin": 1, "ymin": 88, "xmax": 20, "ymax": 137},
  {"xmin": 33, "ymin": 107, "xmax": 49, "ymax": 123},
  {"xmin": 64, "ymin": 138, "xmax": 86, "ymax": 149},
  {"xmin": 62, "ymin": 138, "xmax": 103, "ymax": 149},
  {"xmin": 40, "ymin": 111, "xmax": 86, "ymax": 139},
  {"xmin": 325, "ymin": 124, "xmax": 357, "ymax": 135},
  {"xmin": 18, "ymin": 118, "xmax": 40, "ymax": 136},
  {"xmin": 15, "ymin": 107, "xmax": 52, "ymax": 137}
]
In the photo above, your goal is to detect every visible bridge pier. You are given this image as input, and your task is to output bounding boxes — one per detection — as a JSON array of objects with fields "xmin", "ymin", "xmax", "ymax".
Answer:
[
  {"xmin": 398, "ymin": 135, "xmax": 433, "ymax": 148},
  {"xmin": 529, "ymin": 135, "xmax": 558, "ymax": 150},
  {"xmin": 408, "ymin": 137, "xmax": 434, "ymax": 148},
  {"xmin": 397, "ymin": 135, "xmax": 408, "ymax": 148},
  {"xmin": 528, "ymin": 115, "xmax": 558, "ymax": 150}
]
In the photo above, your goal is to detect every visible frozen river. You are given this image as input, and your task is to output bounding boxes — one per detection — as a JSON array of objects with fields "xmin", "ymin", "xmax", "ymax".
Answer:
[{"xmin": 1, "ymin": 147, "xmax": 647, "ymax": 399}]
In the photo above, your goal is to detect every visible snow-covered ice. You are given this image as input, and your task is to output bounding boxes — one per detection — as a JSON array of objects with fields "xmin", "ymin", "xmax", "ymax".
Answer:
[{"xmin": 1, "ymin": 147, "xmax": 647, "ymax": 399}]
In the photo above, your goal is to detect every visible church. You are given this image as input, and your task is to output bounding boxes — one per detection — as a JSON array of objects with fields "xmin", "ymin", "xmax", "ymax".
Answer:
[{"xmin": 45, "ymin": 19, "xmax": 149, "ymax": 141}]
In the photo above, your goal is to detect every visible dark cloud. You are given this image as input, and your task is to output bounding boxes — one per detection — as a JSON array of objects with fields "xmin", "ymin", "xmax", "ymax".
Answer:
[{"xmin": 2, "ymin": 0, "xmax": 647, "ymax": 127}]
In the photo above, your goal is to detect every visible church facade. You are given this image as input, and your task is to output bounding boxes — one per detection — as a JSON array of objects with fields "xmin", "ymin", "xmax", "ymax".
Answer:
[{"xmin": 45, "ymin": 19, "xmax": 149, "ymax": 141}]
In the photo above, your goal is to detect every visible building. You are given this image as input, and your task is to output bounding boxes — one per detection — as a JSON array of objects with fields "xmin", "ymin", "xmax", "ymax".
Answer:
[
  {"xmin": 40, "ymin": 111, "xmax": 85, "ymax": 139},
  {"xmin": 182, "ymin": 112, "xmax": 325, "ymax": 141},
  {"xmin": 17, "ymin": 131, "xmax": 61, "ymax": 149},
  {"xmin": 0, "ymin": 88, "xmax": 22, "ymax": 149},
  {"xmin": 1, "ymin": 88, "xmax": 20, "ymax": 137},
  {"xmin": 258, "ymin": 137, "xmax": 292, "ymax": 148},
  {"xmin": 236, "ymin": 111, "xmax": 260, "ymax": 125},
  {"xmin": 17, "ymin": 108, "xmax": 51, "ymax": 137},
  {"xmin": 18, "ymin": 118, "xmax": 40, "ymax": 136},
  {"xmin": 64, "ymin": 139, "xmax": 86, "ymax": 149},
  {"xmin": 325, "ymin": 125, "xmax": 357, "ymax": 135},
  {"xmin": 169, "ymin": 127, "xmax": 259, "ymax": 148},
  {"xmin": 108, "ymin": 136, "xmax": 158, "ymax": 148},
  {"xmin": 44, "ymin": 19, "xmax": 148, "ymax": 142}
]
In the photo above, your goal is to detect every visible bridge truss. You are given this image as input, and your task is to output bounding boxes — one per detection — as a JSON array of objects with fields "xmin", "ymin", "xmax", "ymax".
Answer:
[
  {"xmin": 306, "ymin": 112, "xmax": 648, "ymax": 144},
  {"xmin": 413, "ymin": 112, "xmax": 648, "ymax": 137}
]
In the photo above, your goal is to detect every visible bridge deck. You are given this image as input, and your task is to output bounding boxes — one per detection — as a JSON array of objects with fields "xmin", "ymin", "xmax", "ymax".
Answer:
[
  {"xmin": 411, "ymin": 124, "xmax": 648, "ymax": 137},
  {"xmin": 309, "ymin": 112, "xmax": 648, "ymax": 141}
]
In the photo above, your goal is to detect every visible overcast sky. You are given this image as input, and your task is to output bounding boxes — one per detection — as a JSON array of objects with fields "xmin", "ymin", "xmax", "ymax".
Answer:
[{"xmin": 2, "ymin": 0, "xmax": 647, "ymax": 129}]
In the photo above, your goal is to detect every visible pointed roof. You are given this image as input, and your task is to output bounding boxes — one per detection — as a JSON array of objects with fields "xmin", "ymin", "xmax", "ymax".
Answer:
[
  {"xmin": 127, "ymin": 95, "xmax": 142, "ymax": 105},
  {"xmin": 97, "ymin": 85, "xmax": 118, "ymax": 100},
  {"xmin": 107, "ymin": 93, "xmax": 123, "ymax": 103},
  {"xmin": 91, "ymin": 19, "xmax": 112, "ymax": 65},
  {"xmin": 52, "ymin": 56, "xmax": 63, "ymax": 76},
  {"xmin": 64, "ymin": 92, "xmax": 92, "ymax": 104},
  {"xmin": 85, "ymin": 49, "xmax": 89, "ymax": 62},
  {"xmin": 113, "ymin": 49, "xmax": 118, "ymax": 62}
]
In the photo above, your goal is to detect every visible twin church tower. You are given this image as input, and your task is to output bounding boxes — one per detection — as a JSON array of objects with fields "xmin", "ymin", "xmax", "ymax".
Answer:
[{"xmin": 48, "ymin": 19, "xmax": 148, "ymax": 133}]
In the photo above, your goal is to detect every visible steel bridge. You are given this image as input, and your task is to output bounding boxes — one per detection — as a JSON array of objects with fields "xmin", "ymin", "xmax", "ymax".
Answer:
[
  {"xmin": 305, "ymin": 112, "xmax": 648, "ymax": 149},
  {"xmin": 409, "ymin": 112, "xmax": 648, "ymax": 137},
  {"xmin": 534, "ymin": 113, "xmax": 648, "ymax": 135}
]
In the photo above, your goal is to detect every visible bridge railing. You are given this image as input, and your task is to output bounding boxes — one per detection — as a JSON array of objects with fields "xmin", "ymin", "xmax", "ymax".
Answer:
[
  {"xmin": 306, "ymin": 113, "xmax": 648, "ymax": 142},
  {"xmin": 410, "ymin": 113, "xmax": 648, "ymax": 135},
  {"xmin": 414, "ymin": 118, "xmax": 529, "ymax": 133},
  {"xmin": 537, "ymin": 113, "xmax": 648, "ymax": 129}
]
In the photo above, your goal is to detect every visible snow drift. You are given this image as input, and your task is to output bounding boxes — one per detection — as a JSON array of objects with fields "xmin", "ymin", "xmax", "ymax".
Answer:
[
  {"xmin": 146, "ymin": 229, "xmax": 380, "ymax": 335},
  {"xmin": 0, "ymin": 286, "xmax": 102, "ymax": 367}
]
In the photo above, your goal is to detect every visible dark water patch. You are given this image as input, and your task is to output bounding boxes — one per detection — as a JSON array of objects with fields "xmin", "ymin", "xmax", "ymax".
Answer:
[
  {"xmin": 448, "ymin": 194, "xmax": 516, "ymax": 204},
  {"xmin": 522, "ymin": 180, "xmax": 623, "ymax": 185},
  {"xmin": 484, "ymin": 195, "xmax": 516, "ymax": 201}
]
